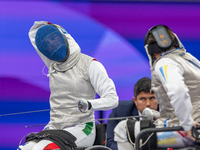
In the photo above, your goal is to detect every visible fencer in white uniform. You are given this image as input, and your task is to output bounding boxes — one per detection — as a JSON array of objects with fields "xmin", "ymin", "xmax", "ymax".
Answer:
[
  {"xmin": 114, "ymin": 25, "xmax": 200, "ymax": 150},
  {"xmin": 18, "ymin": 21, "xmax": 118, "ymax": 150}
]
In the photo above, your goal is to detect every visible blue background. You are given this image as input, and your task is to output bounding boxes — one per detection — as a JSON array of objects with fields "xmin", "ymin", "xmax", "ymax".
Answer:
[{"xmin": 0, "ymin": 0, "xmax": 200, "ymax": 149}]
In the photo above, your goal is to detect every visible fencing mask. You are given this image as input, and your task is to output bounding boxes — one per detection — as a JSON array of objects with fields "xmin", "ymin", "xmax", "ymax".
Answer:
[{"xmin": 35, "ymin": 24, "xmax": 69, "ymax": 62}]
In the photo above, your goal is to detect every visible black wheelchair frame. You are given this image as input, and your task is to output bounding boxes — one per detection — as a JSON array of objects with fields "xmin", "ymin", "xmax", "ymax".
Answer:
[
  {"xmin": 82, "ymin": 123, "xmax": 111, "ymax": 150},
  {"xmin": 135, "ymin": 125, "xmax": 200, "ymax": 150}
]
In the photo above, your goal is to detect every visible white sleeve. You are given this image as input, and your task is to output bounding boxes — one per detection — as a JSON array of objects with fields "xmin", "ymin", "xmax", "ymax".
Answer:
[
  {"xmin": 88, "ymin": 60, "xmax": 119, "ymax": 110},
  {"xmin": 155, "ymin": 58, "xmax": 194, "ymax": 131}
]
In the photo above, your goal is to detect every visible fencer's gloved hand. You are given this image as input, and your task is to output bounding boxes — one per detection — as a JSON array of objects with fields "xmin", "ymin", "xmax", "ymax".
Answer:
[
  {"xmin": 78, "ymin": 99, "xmax": 92, "ymax": 113},
  {"xmin": 142, "ymin": 108, "xmax": 160, "ymax": 120}
]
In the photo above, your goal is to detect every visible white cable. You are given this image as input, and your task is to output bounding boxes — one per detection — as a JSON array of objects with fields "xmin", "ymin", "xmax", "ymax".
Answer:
[
  {"xmin": 42, "ymin": 65, "xmax": 49, "ymax": 77},
  {"xmin": 140, "ymin": 132, "xmax": 154, "ymax": 148},
  {"xmin": 125, "ymin": 118, "xmax": 155, "ymax": 149},
  {"xmin": 125, "ymin": 118, "xmax": 137, "ymax": 149}
]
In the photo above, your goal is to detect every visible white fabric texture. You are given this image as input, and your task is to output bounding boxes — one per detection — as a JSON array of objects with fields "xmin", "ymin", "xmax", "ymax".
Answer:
[
  {"xmin": 88, "ymin": 60, "xmax": 119, "ymax": 110},
  {"xmin": 154, "ymin": 57, "xmax": 194, "ymax": 131}
]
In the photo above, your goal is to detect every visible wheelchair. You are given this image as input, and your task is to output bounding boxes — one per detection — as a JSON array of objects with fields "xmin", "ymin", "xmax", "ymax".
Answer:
[
  {"xmin": 22, "ymin": 123, "xmax": 111, "ymax": 150},
  {"xmin": 134, "ymin": 125, "xmax": 200, "ymax": 150}
]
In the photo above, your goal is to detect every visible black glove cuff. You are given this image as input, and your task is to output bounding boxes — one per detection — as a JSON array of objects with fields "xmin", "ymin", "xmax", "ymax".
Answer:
[{"xmin": 88, "ymin": 101, "xmax": 92, "ymax": 110}]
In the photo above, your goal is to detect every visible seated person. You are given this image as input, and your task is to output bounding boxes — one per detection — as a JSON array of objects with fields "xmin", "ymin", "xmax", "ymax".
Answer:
[
  {"xmin": 144, "ymin": 25, "xmax": 200, "ymax": 149},
  {"xmin": 113, "ymin": 25, "xmax": 200, "ymax": 150},
  {"xmin": 106, "ymin": 77, "xmax": 158, "ymax": 150},
  {"xmin": 18, "ymin": 21, "xmax": 119, "ymax": 150}
]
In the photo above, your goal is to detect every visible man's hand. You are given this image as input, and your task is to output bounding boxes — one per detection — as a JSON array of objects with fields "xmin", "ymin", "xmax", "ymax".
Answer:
[
  {"xmin": 78, "ymin": 99, "xmax": 92, "ymax": 113},
  {"xmin": 186, "ymin": 122, "xmax": 200, "ymax": 141}
]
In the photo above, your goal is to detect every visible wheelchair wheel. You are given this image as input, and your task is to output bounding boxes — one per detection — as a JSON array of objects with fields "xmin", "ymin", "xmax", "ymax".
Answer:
[{"xmin": 85, "ymin": 145, "xmax": 112, "ymax": 150}]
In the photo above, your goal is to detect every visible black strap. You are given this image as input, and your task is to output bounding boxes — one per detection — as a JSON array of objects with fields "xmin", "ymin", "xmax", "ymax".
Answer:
[
  {"xmin": 126, "ymin": 118, "xmax": 137, "ymax": 143},
  {"xmin": 140, "ymin": 120, "xmax": 157, "ymax": 150},
  {"xmin": 94, "ymin": 124, "xmax": 107, "ymax": 146},
  {"xmin": 25, "ymin": 129, "xmax": 77, "ymax": 150}
]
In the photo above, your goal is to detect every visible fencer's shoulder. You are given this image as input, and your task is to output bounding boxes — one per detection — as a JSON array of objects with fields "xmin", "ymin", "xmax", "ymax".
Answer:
[
  {"xmin": 79, "ymin": 53, "xmax": 94, "ymax": 66},
  {"xmin": 155, "ymin": 57, "xmax": 178, "ymax": 70},
  {"xmin": 157, "ymin": 57, "xmax": 175, "ymax": 65},
  {"xmin": 80, "ymin": 53, "xmax": 93, "ymax": 59},
  {"xmin": 89, "ymin": 59, "xmax": 105, "ymax": 70}
]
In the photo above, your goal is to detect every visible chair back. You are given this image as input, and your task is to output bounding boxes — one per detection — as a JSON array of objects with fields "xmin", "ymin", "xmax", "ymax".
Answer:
[{"xmin": 93, "ymin": 123, "xmax": 107, "ymax": 146}]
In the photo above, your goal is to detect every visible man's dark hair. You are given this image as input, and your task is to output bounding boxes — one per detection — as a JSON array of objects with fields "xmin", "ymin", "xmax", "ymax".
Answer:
[{"xmin": 134, "ymin": 77, "xmax": 152, "ymax": 98}]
